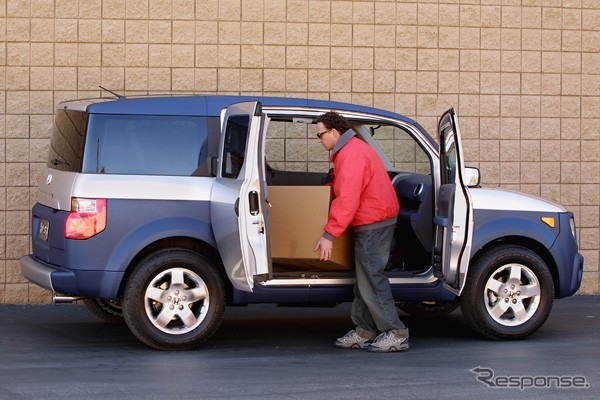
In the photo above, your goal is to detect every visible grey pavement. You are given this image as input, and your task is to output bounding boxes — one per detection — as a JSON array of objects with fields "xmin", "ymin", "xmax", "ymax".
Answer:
[{"xmin": 0, "ymin": 295, "xmax": 598, "ymax": 400}]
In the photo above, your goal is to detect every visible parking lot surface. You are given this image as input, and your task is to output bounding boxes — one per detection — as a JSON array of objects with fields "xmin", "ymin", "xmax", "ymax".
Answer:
[{"xmin": 0, "ymin": 295, "xmax": 598, "ymax": 400}]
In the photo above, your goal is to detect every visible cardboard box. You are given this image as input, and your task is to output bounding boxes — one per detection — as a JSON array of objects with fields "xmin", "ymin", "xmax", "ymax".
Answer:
[{"xmin": 268, "ymin": 185, "xmax": 354, "ymax": 270}]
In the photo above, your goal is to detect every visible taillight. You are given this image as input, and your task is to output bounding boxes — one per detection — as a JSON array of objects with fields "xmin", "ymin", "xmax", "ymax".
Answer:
[{"xmin": 65, "ymin": 198, "xmax": 107, "ymax": 239}]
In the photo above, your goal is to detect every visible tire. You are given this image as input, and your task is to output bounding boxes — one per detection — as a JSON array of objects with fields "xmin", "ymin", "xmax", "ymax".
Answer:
[
  {"xmin": 83, "ymin": 298, "xmax": 125, "ymax": 325},
  {"xmin": 122, "ymin": 249, "xmax": 225, "ymax": 350},
  {"xmin": 396, "ymin": 301, "xmax": 460, "ymax": 317},
  {"xmin": 460, "ymin": 245, "xmax": 554, "ymax": 340}
]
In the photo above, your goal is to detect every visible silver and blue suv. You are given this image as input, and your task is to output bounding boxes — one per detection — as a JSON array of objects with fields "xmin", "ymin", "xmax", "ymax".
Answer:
[{"xmin": 20, "ymin": 95, "xmax": 584, "ymax": 350}]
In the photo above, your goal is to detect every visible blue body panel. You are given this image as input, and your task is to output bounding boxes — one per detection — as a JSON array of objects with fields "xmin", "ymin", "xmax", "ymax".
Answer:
[
  {"xmin": 30, "ymin": 199, "xmax": 216, "ymax": 298},
  {"xmin": 471, "ymin": 209, "xmax": 582, "ymax": 298}
]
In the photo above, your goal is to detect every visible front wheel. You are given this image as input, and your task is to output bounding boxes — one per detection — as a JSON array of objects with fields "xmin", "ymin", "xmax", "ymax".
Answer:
[
  {"xmin": 460, "ymin": 246, "xmax": 554, "ymax": 340},
  {"xmin": 122, "ymin": 249, "xmax": 225, "ymax": 350}
]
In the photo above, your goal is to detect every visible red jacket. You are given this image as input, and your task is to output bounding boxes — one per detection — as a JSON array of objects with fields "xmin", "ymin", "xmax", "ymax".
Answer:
[{"xmin": 324, "ymin": 136, "xmax": 400, "ymax": 239}]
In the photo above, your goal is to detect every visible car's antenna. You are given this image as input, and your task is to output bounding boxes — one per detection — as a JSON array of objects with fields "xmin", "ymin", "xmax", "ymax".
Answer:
[{"xmin": 99, "ymin": 86, "xmax": 125, "ymax": 99}]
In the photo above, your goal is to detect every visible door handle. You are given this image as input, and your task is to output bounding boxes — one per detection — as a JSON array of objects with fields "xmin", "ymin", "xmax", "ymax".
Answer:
[{"xmin": 234, "ymin": 198, "xmax": 240, "ymax": 217}]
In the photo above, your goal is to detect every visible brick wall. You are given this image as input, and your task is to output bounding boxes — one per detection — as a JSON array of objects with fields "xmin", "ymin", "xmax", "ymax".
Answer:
[{"xmin": 0, "ymin": 0, "xmax": 598, "ymax": 303}]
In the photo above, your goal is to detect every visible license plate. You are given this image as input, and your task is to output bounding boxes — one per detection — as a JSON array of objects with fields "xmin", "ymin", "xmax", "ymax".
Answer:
[{"xmin": 39, "ymin": 219, "xmax": 49, "ymax": 242}]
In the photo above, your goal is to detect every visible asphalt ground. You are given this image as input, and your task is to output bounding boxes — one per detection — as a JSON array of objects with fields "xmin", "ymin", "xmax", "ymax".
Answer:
[{"xmin": 0, "ymin": 295, "xmax": 598, "ymax": 400}]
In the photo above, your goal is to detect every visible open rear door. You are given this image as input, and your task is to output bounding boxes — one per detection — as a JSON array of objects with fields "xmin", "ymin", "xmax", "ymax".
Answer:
[
  {"xmin": 434, "ymin": 108, "xmax": 473, "ymax": 293},
  {"xmin": 210, "ymin": 101, "xmax": 271, "ymax": 292}
]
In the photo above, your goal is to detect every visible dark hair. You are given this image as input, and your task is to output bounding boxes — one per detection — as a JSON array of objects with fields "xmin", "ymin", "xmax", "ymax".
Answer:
[{"xmin": 316, "ymin": 111, "xmax": 351, "ymax": 134}]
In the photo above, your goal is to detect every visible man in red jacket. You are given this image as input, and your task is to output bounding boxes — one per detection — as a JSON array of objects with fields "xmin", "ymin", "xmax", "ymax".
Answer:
[{"xmin": 314, "ymin": 111, "xmax": 409, "ymax": 353}]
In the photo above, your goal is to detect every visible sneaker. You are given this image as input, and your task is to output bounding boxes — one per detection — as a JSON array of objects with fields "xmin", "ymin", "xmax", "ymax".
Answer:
[
  {"xmin": 366, "ymin": 331, "xmax": 409, "ymax": 353},
  {"xmin": 334, "ymin": 329, "xmax": 373, "ymax": 349}
]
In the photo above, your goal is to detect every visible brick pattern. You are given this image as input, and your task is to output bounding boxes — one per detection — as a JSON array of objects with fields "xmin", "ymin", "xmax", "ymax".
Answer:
[{"xmin": 0, "ymin": 0, "xmax": 598, "ymax": 303}]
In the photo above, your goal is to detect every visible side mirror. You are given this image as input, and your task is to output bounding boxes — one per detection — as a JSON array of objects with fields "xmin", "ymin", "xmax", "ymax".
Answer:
[{"xmin": 464, "ymin": 167, "xmax": 481, "ymax": 188}]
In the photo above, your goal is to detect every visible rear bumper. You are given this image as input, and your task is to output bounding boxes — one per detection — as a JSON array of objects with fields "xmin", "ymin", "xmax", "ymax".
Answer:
[{"xmin": 20, "ymin": 254, "xmax": 77, "ymax": 294}]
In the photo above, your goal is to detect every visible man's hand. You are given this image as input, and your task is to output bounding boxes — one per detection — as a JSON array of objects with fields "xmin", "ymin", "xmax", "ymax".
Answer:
[{"xmin": 314, "ymin": 236, "xmax": 333, "ymax": 261}]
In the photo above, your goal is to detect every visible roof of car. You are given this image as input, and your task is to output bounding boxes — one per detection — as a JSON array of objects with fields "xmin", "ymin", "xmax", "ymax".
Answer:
[
  {"xmin": 58, "ymin": 94, "xmax": 434, "ymax": 144},
  {"xmin": 61, "ymin": 94, "xmax": 414, "ymax": 122}
]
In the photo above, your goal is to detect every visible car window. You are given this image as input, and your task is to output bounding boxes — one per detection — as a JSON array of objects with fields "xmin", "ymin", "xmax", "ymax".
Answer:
[
  {"xmin": 82, "ymin": 114, "xmax": 209, "ymax": 176},
  {"xmin": 47, "ymin": 110, "xmax": 88, "ymax": 172},
  {"xmin": 365, "ymin": 124, "xmax": 431, "ymax": 175}
]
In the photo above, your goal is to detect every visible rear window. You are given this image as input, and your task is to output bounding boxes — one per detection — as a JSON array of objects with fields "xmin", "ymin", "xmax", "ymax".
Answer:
[
  {"xmin": 47, "ymin": 110, "xmax": 88, "ymax": 172},
  {"xmin": 82, "ymin": 114, "xmax": 210, "ymax": 176}
]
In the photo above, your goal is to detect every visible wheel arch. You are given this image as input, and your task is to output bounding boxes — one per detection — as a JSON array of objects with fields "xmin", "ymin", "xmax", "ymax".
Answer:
[
  {"xmin": 117, "ymin": 236, "xmax": 233, "ymax": 303},
  {"xmin": 468, "ymin": 236, "xmax": 560, "ymax": 299}
]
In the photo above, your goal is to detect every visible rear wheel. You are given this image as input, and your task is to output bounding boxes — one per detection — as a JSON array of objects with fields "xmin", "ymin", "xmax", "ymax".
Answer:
[
  {"xmin": 123, "ymin": 249, "xmax": 225, "ymax": 350},
  {"xmin": 460, "ymin": 246, "xmax": 554, "ymax": 340},
  {"xmin": 83, "ymin": 298, "xmax": 125, "ymax": 325}
]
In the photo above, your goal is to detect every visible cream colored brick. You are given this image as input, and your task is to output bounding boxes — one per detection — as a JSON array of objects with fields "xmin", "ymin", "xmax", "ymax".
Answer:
[
  {"xmin": 5, "ymin": 162, "xmax": 29, "ymax": 186},
  {"xmin": 149, "ymin": 0, "xmax": 171, "ymax": 18},
  {"xmin": 240, "ymin": 69, "xmax": 263, "ymax": 92},
  {"xmin": 461, "ymin": 5, "xmax": 481, "ymax": 27},
  {"xmin": 264, "ymin": 46, "xmax": 286, "ymax": 69},
  {"xmin": 77, "ymin": 67, "xmax": 101, "ymax": 90},
  {"xmin": 218, "ymin": 0, "xmax": 240, "ymax": 20},
  {"xmin": 30, "ymin": 91, "xmax": 53, "ymax": 115},
  {"xmin": 54, "ymin": 67, "xmax": 78, "ymax": 90},
  {"xmin": 263, "ymin": 22, "xmax": 286, "ymax": 45},
  {"xmin": 522, "ymin": 7, "xmax": 542, "ymax": 29},
  {"xmin": 125, "ymin": 67, "xmax": 148, "ymax": 91},
  {"xmin": 241, "ymin": 45, "xmax": 263, "ymax": 68},
  {"xmin": 79, "ymin": 0, "xmax": 102, "ymax": 18},
  {"xmin": 308, "ymin": 24, "xmax": 330, "ymax": 47},
  {"xmin": 352, "ymin": 47, "xmax": 373, "ymax": 70},
  {"xmin": 149, "ymin": 20, "xmax": 172, "ymax": 43},
  {"xmin": 481, "ymin": 28, "xmax": 501, "ymax": 50},
  {"xmin": 582, "ymin": 31, "xmax": 600, "ymax": 52},
  {"xmin": 126, "ymin": 44, "xmax": 148, "ymax": 67},
  {"xmin": 6, "ymin": 18, "xmax": 29, "ymax": 42},
  {"xmin": 522, "ymin": 29, "xmax": 541, "ymax": 51},
  {"xmin": 285, "ymin": 69, "xmax": 307, "ymax": 92},
  {"xmin": 5, "ymin": 92, "xmax": 29, "ymax": 114},
  {"xmin": 307, "ymin": 69, "xmax": 329, "ymax": 93},
  {"xmin": 286, "ymin": 46, "xmax": 308, "ymax": 69},
  {"xmin": 6, "ymin": 43, "xmax": 30, "ymax": 66},
  {"xmin": 30, "ymin": 18, "xmax": 54, "ymax": 42},
  {"xmin": 374, "ymin": 70, "xmax": 394, "ymax": 93},
  {"xmin": 218, "ymin": 45, "xmax": 241, "ymax": 68},
  {"xmin": 418, "ymin": 26, "xmax": 438, "ymax": 49},
  {"xmin": 438, "ymin": 71, "xmax": 458, "ymax": 94},
  {"xmin": 172, "ymin": 44, "xmax": 194, "ymax": 67},
  {"xmin": 330, "ymin": 70, "xmax": 351, "ymax": 93},
  {"xmin": 126, "ymin": 0, "xmax": 149, "ymax": 19},
  {"xmin": 102, "ymin": 44, "xmax": 125, "ymax": 66},
  {"xmin": 172, "ymin": 68, "xmax": 195, "ymax": 91},
  {"xmin": 102, "ymin": 0, "xmax": 126, "ymax": 19},
  {"xmin": 55, "ymin": 43, "xmax": 78, "ymax": 66},
  {"xmin": 79, "ymin": 19, "xmax": 102, "ymax": 42},
  {"xmin": 126, "ymin": 20, "xmax": 148, "ymax": 43},
  {"xmin": 196, "ymin": 45, "xmax": 218, "ymax": 68},
  {"xmin": 241, "ymin": 22, "xmax": 263, "ymax": 45},
  {"xmin": 102, "ymin": 19, "xmax": 125, "ymax": 43},
  {"xmin": 499, "ymin": 162, "xmax": 520, "ymax": 183},
  {"xmin": 192, "ymin": 68, "xmax": 216, "ymax": 92},
  {"xmin": 287, "ymin": 0, "xmax": 308, "ymax": 23},
  {"xmin": 6, "ymin": 67, "xmax": 29, "ymax": 90},
  {"xmin": 330, "ymin": 47, "xmax": 352, "ymax": 70},
  {"xmin": 459, "ymin": 72, "xmax": 480, "ymax": 94},
  {"xmin": 480, "ymin": 117, "xmax": 500, "ymax": 139},
  {"xmin": 328, "ymin": 24, "xmax": 350, "ymax": 48},
  {"xmin": 149, "ymin": 44, "xmax": 172, "ymax": 67},
  {"xmin": 5, "ymin": 283, "xmax": 30, "ymax": 305},
  {"xmin": 219, "ymin": 21, "xmax": 241, "ymax": 45},
  {"xmin": 31, "ymin": 0, "xmax": 54, "ymax": 18},
  {"xmin": 27, "ymin": 285, "xmax": 53, "ymax": 305},
  {"xmin": 101, "ymin": 67, "xmax": 125, "ymax": 90},
  {"xmin": 500, "ymin": 117, "xmax": 521, "ymax": 139},
  {"xmin": 542, "ymin": 30, "xmax": 562, "ymax": 51},
  {"xmin": 218, "ymin": 68, "xmax": 240, "ymax": 92},
  {"xmin": 79, "ymin": 43, "xmax": 102, "ymax": 66},
  {"xmin": 148, "ymin": 68, "xmax": 172, "ymax": 91},
  {"xmin": 308, "ymin": 46, "xmax": 329, "ymax": 70},
  {"xmin": 5, "ymin": 114, "xmax": 28, "ymax": 138},
  {"xmin": 417, "ymin": 71, "xmax": 437, "ymax": 94},
  {"xmin": 287, "ymin": 23, "xmax": 308, "ymax": 46},
  {"xmin": 374, "ymin": 25, "xmax": 396, "ymax": 49}
]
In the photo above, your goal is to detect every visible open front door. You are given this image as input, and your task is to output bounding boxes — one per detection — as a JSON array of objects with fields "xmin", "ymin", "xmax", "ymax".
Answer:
[
  {"xmin": 210, "ymin": 101, "xmax": 271, "ymax": 292},
  {"xmin": 434, "ymin": 108, "xmax": 473, "ymax": 293}
]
